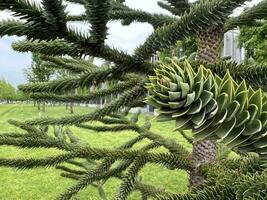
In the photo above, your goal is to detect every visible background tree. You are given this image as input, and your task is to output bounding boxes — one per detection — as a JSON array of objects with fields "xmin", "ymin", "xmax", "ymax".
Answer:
[
  {"xmin": 0, "ymin": 0, "xmax": 266, "ymax": 199},
  {"xmin": 0, "ymin": 80, "xmax": 16, "ymax": 103},
  {"xmin": 15, "ymin": 90, "xmax": 29, "ymax": 102},
  {"xmin": 25, "ymin": 53, "xmax": 54, "ymax": 111},
  {"xmin": 238, "ymin": 20, "xmax": 267, "ymax": 65},
  {"xmin": 159, "ymin": 38, "xmax": 197, "ymax": 62},
  {"xmin": 44, "ymin": 56, "xmax": 98, "ymax": 113}
]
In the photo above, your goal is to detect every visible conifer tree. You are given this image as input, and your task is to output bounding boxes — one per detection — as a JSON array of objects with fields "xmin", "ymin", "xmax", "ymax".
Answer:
[{"xmin": 0, "ymin": 0, "xmax": 267, "ymax": 199}]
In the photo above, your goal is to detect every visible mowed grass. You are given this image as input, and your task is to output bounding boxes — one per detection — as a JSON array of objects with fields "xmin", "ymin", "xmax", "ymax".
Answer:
[{"xmin": 0, "ymin": 104, "xmax": 191, "ymax": 200}]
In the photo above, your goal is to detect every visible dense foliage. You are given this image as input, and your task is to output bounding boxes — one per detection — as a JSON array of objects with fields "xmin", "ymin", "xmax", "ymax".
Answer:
[
  {"xmin": 0, "ymin": 80, "xmax": 16, "ymax": 102},
  {"xmin": 146, "ymin": 60, "xmax": 267, "ymax": 166},
  {"xmin": 0, "ymin": 0, "xmax": 266, "ymax": 199},
  {"xmin": 239, "ymin": 20, "xmax": 267, "ymax": 65},
  {"xmin": 0, "ymin": 80, "xmax": 27, "ymax": 102}
]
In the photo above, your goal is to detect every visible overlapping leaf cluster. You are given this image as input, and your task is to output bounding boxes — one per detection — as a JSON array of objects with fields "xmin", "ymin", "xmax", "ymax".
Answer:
[{"xmin": 146, "ymin": 59, "xmax": 267, "ymax": 167}]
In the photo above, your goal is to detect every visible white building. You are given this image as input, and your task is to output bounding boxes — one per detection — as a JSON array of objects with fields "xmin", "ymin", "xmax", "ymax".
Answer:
[{"xmin": 222, "ymin": 30, "xmax": 244, "ymax": 63}]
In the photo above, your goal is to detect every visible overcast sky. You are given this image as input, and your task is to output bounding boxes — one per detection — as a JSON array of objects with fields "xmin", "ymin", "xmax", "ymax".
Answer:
[{"xmin": 0, "ymin": 0, "xmax": 261, "ymax": 87}]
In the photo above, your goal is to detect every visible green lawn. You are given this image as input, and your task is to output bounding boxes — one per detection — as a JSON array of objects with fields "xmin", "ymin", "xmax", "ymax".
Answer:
[{"xmin": 0, "ymin": 104, "xmax": 191, "ymax": 200}]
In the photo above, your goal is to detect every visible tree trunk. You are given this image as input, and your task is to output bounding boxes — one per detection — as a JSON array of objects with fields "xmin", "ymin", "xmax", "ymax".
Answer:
[
  {"xmin": 70, "ymin": 89, "xmax": 76, "ymax": 114},
  {"xmin": 196, "ymin": 28, "xmax": 224, "ymax": 64},
  {"xmin": 190, "ymin": 27, "xmax": 224, "ymax": 188},
  {"xmin": 37, "ymin": 102, "xmax": 41, "ymax": 111},
  {"xmin": 70, "ymin": 102, "xmax": 74, "ymax": 114},
  {"xmin": 42, "ymin": 102, "xmax": 46, "ymax": 112},
  {"xmin": 190, "ymin": 141, "xmax": 217, "ymax": 188}
]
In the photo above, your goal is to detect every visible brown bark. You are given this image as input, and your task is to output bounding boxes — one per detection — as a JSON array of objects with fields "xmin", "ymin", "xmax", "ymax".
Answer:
[
  {"xmin": 197, "ymin": 28, "xmax": 224, "ymax": 64},
  {"xmin": 190, "ymin": 27, "xmax": 223, "ymax": 188},
  {"xmin": 189, "ymin": 140, "xmax": 217, "ymax": 188}
]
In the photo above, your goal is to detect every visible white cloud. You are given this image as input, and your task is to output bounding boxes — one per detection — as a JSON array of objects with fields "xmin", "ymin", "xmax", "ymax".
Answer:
[
  {"xmin": 125, "ymin": 0, "xmax": 169, "ymax": 14},
  {"xmin": 64, "ymin": 2, "xmax": 85, "ymax": 15},
  {"xmin": 107, "ymin": 21, "xmax": 154, "ymax": 54},
  {"xmin": 0, "ymin": 10, "xmax": 13, "ymax": 20},
  {"xmin": 0, "ymin": 37, "xmax": 31, "ymax": 87}
]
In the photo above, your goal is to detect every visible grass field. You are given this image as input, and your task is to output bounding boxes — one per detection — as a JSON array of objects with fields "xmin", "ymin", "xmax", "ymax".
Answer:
[{"xmin": 0, "ymin": 104, "xmax": 191, "ymax": 200}]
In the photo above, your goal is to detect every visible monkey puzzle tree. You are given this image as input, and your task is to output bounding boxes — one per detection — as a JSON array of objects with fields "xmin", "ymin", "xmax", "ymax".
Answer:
[{"xmin": 0, "ymin": 0, "xmax": 267, "ymax": 199}]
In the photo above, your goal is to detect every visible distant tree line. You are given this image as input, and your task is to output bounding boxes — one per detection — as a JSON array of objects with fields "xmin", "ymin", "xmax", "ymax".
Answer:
[{"xmin": 0, "ymin": 80, "xmax": 29, "ymax": 103}]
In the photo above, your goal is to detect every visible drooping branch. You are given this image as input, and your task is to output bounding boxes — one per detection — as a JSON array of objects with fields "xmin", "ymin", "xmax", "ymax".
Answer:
[
  {"xmin": 12, "ymin": 39, "xmax": 82, "ymax": 57},
  {"xmin": 224, "ymin": 0, "xmax": 267, "ymax": 31},
  {"xmin": 0, "ymin": 136, "xmax": 191, "ymax": 170},
  {"xmin": 109, "ymin": 9, "xmax": 176, "ymax": 29},
  {"xmin": 29, "ymin": 79, "xmax": 141, "ymax": 103},
  {"xmin": 85, "ymin": 0, "xmax": 111, "ymax": 48},
  {"xmin": 15, "ymin": 85, "xmax": 146, "ymax": 125},
  {"xmin": 41, "ymin": 56, "xmax": 97, "ymax": 74},
  {"xmin": 18, "ymin": 67, "xmax": 115, "ymax": 93},
  {"xmin": 0, "ymin": 20, "xmax": 32, "ymax": 38},
  {"xmin": 41, "ymin": 0, "xmax": 68, "ymax": 38},
  {"xmin": 0, "ymin": 0, "xmax": 42, "ymax": 20}
]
